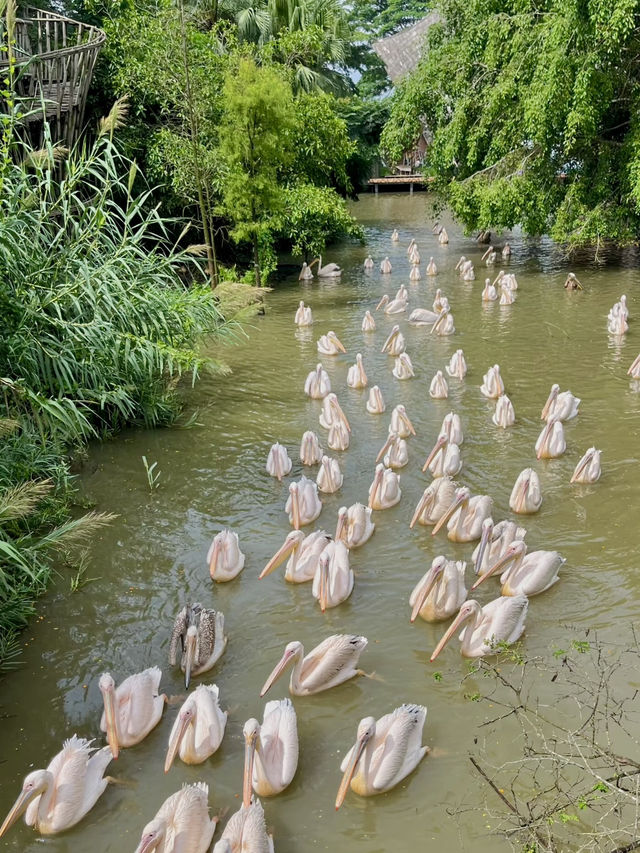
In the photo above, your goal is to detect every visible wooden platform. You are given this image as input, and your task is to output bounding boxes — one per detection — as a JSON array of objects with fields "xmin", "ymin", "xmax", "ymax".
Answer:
[{"xmin": 368, "ymin": 175, "xmax": 435, "ymax": 194}]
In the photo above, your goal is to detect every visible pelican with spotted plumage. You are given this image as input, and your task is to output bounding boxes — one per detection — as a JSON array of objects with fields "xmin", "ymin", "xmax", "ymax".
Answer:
[{"xmin": 170, "ymin": 604, "xmax": 227, "ymax": 689}]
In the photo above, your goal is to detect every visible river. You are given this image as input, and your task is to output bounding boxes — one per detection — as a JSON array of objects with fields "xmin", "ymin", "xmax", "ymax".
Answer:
[{"xmin": 1, "ymin": 193, "xmax": 639, "ymax": 852}]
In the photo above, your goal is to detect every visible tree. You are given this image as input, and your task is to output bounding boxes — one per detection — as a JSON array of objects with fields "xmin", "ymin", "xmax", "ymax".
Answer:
[
  {"xmin": 218, "ymin": 57, "xmax": 294, "ymax": 286},
  {"xmin": 381, "ymin": 0, "xmax": 640, "ymax": 250},
  {"xmin": 276, "ymin": 183, "xmax": 364, "ymax": 259}
]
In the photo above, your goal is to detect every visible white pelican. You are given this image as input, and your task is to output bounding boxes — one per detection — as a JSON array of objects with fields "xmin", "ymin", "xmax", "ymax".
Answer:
[
  {"xmin": 0, "ymin": 736, "xmax": 112, "ymax": 838},
  {"xmin": 316, "ymin": 455, "xmax": 343, "ymax": 493},
  {"xmin": 438, "ymin": 227, "xmax": 449, "ymax": 244},
  {"xmin": 482, "ymin": 278, "xmax": 497, "ymax": 301},
  {"xmin": 571, "ymin": 447, "xmax": 602, "ymax": 484},
  {"xmin": 265, "ymin": 443, "xmax": 292, "ymax": 481},
  {"xmin": 243, "ymin": 699, "xmax": 298, "ymax": 804},
  {"xmin": 164, "ymin": 685, "xmax": 227, "ymax": 771},
  {"xmin": 389, "ymin": 404, "xmax": 416, "ymax": 437},
  {"xmin": 135, "ymin": 783, "xmax": 217, "ymax": 853},
  {"xmin": 376, "ymin": 432, "xmax": 408, "ymax": 469},
  {"xmin": 335, "ymin": 503, "xmax": 375, "ymax": 548},
  {"xmin": 319, "ymin": 393, "xmax": 350, "ymax": 432},
  {"xmin": 335, "ymin": 704, "xmax": 428, "ymax": 808},
  {"xmin": 627, "ymin": 353, "xmax": 640, "ymax": 378},
  {"xmin": 432, "ymin": 486, "xmax": 493, "ymax": 542},
  {"xmin": 300, "ymin": 430, "xmax": 323, "ymax": 465},
  {"xmin": 311, "ymin": 255, "xmax": 341, "ymax": 278},
  {"xmin": 502, "ymin": 243, "xmax": 511, "ymax": 258},
  {"xmin": 607, "ymin": 313, "xmax": 628, "ymax": 335},
  {"xmin": 213, "ymin": 800, "xmax": 273, "ymax": 853},
  {"xmin": 208, "ymin": 530, "xmax": 245, "ymax": 581},
  {"xmin": 260, "ymin": 529, "xmax": 331, "ymax": 583},
  {"xmin": 492, "ymin": 394, "xmax": 515, "ymax": 428},
  {"xmin": 395, "ymin": 284, "xmax": 409, "ymax": 301},
  {"xmin": 472, "ymin": 518, "xmax": 527, "ymax": 575},
  {"xmin": 472, "ymin": 540, "xmax": 563, "ymax": 598},
  {"xmin": 429, "ymin": 371, "xmax": 448, "ymax": 399},
  {"xmin": 285, "ymin": 477, "xmax": 322, "ymax": 528},
  {"xmin": 455, "ymin": 255, "xmax": 466, "ymax": 271},
  {"xmin": 380, "ymin": 257, "xmax": 392, "ymax": 274},
  {"xmin": 299, "ymin": 262, "xmax": 313, "ymax": 281},
  {"xmin": 382, "ymin": 324, "xmax": 406, "ymax": 356},
  {"xmin": 431, "ymin": 308, "xmax": 455, "ymax": 336},
  {"xmin": 564, "ymin": 272, "xmax": 583, "ymax": 290},
  {"xmin": 261, "ymin": 634, "xmax": 368, "ymax": 696},
  {"xmin": 393, "ymin": 352, "xmax": 415, "ymax": 379},
  {"xmin": 441, "ymin": 411, "xmax": 463, "ymax": 445},
  {"xmin": 410, "ymin": 249, "xmax": 421, "ymax": 266},
  {"xmin": 422, "ymin": 434, "xmax": 461, "ymax": 478},
  {"xmin": 368, "ymin": 463, "xmax": 401, "ymax": 509},
  {"xmin": 426, "ymin": 257, "xmax": 437, "ymax": 276},
  {"xmin": 312, "ymin": 541, "xmax": 353, "ymax": 611},
  {"xmin": 328, "ymin": 420, "xmax": 350, "ymax": 451},
  {"xmin": 480, "ymin": 364, "xmax": 504, "ymax": 399},
  {"xmin": 99, "ymin": 668, "xmax": 166, "ymax": 758},
  {"xmin": 391, "ymin": 229, "xmax": 399, "ymax": 241},
  {"xmin": 377, "ymin": 293, "xmax": 408, "ymax": 314},
  {"xmin": 294, "ymin": 301, "xmax": 312, "ymax": 326},
  {"xmin": 430, "ymin": 595, "xmax": 528, "ymax": 660},
  {"xmin": 505, "ymin": 272, "xmax": 518, "ymax": 290},
  {"xmin": 366, "ymin": 385, "xmax": 386, "ymax": 414},
  {"xmin": 317, "ymin": 330, "xmax": 346, "ymax": 355},
  {"xmin": 304, "ymin": 363, "xmax": 331, "ymax": 399},
  {"xmin": 409, "ymin": 307, "xmax": 439, "ymax": 325},
  {"xmin": 409, "ymin": 265, "xmax": 421, "ymax": 281},
  {"xmin": 409, "ymin": 477, "xmax": 456, "ymax": 528},
  {"xmin": 461, "ymin": 261, "xmax": 475, "ymax": 281},
  {"xmin": 535, "ymin": 418, "xmax": 566, "ymax": 459},
  {"xmin": 364, "ymin": 256, "xmax": 374, "ymax": 270},
  {"xmin": 482, "ymin": 245, "xmax": 497, "ymax": 265},
  {"xmin": 410, "ymin": 556, "xmax": 467, "ymax": 622},
  {"xmin": 347, "ymin": 353, "xmax": 368, "ymax": 389},
  {"xmin": 407, "ymin": 239, "xmax": 417, "ymax": 255},
  {"xmin": 446, "ymin": 349, "xmax": 467, "ymax": 379},
  {"xmin": 541, "ymin": 383, "xmax": 580, "ymax": 421},
  {"xmin": 170, "ymin": 605, "xmax": 227, "ymax": 689},
  {"xmin": 362, "ymin": 310, "xmax": 376, "ymax": 332},
  {"xmin": 611, "ymin": 294, "xmax": 629, "ymax": 321},
  {"xmin": 499, "ymin": 283, "xmax": 515, "ymax": 305},
  {"xmin": 509, "ymin": 468, "xmax": 542, "ymax": 514}
]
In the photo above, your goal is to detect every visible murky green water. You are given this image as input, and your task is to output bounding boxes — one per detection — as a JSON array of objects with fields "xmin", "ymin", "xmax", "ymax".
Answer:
[{"xmin": 2, "ymin": 194, "xmax": 640, "ymax": 852}]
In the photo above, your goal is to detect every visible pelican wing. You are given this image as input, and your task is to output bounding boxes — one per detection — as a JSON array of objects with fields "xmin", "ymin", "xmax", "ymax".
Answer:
[
  {"xmin": 166, "ymin": 783, "xmax": 211, "ymax": 849},
  {"xmin": 118, "ymin": 666, "xmax": 162, "ymax": 738},
  {"xmin": 196, "ymin": 609, "xmax": 218, "ymax": 663},
  {"xmin": 481, "ymin": 595, "xmax": 529, "ymax": 645},
  {"xmin": 169, "ymin": 605, "xmax": 190, "ymax": 665},
  {"xmin": 300, "ymin": 634, "xmax": 366, "ymax": 692},
  {"xmin": 262, "ymin": 699, "xmax": 299, "ymax": 787},
  {"xmin": 371, "ymin": 704, "xmax": 426, "ymax": 791}
]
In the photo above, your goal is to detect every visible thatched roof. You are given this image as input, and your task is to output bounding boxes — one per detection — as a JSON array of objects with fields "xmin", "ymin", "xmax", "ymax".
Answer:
[{"xmin": 372, "ymin": 11, "xmax": 441, "ymax": 84}]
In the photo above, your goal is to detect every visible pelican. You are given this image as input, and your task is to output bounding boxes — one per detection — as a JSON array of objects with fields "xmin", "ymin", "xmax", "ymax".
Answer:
[
  {"xmin": 462, "ymin": 261, "xmax": 475, "ymax": 281},
  {"xmin": 312, "ymin": 541, "xmax": 353, "ymax": 611},
  {"xmin": 454, "ymin": 255, "xmax": 466, "ymax": 271},
  {"xmin": 564, "ymin": 272, "xmax": 583, "ymax": 290},
  {"xmin": 347, "ymin": 353, "xmax": 368, "ymax": 389},
  {"xmin": 208, "ymin": 530, "xmax": 245, "ymax": 581},
  {"xmin": 499, "ymin": 283, "xmax": 515, "ymax": 305},
  {"xmin": 382, "ymin": 324, "xmax": 406, "ymax": 356},
  {"xmin": 299, "ymin": 262, "xmax": 313, "ymax": 281},
  {"xmin": 335, "ymin": 503, "xmax": 375, "ymax": 548},
  {"xmin": 266, "ymin": 443, "xmax": 292, "ymax": 481},
  {"xmin": 0, "ymin": 736, "xmax": 112, "ymax": 838},
  {"xmin": 135, "ymin": 783, "xmax": 217, "ymax": 853},
  {"xmin": 243, "ymin": 700, "xmax": 298, "ymax": 804},
  {"xmin": 319, "ymin": 393, "xmax": 350, "ymax": 432},
  {"xmin": 422, "ymin": 434, "xmax": 461, "ymax": 477},
  {"xmin": 509, "ymin": 468, "xmax": 542, "ymax": 514},
  {"xmin": 328, "ymin": 420, "xmax": 350, "ymax": 451},
  {"xmin": 432, "ymin": 487, "xmax": 493, "ymax": 542},
  {"xmin": 304, "ymin": 363, "xmax": 331, "ymax": 399},
  {"xmin": 446, "ymin": 349, "xmax": 467, "ymax": 379},
  {"xmin": 505, "ymin": 272, "xmax": 518, "ymax": 290},
  {"xmin": 409, "ymin": 265, "xmax": 421, "ymax": 281},
  {"xmin": 391, "ymin": 229, "xmax": 399, "ymax": 241},
  {"xmin": 294, "ymin": 301, "xmax": 313, "ymax": 326},
  {"xmin": 376, "ymin": 431, "xmax": 408, "ymax": 469},
  {"xmin": 335, "ymin": 704, "xmax": 428, "ymax": 809},
  {"xmin": 362, "ymin": 310, "xmax": 376, "ymax": 331},
  {"xmin": 311, "ymin": 255, "xmax": 341, "ymax": 278},
  {"xmin": 380, "ymin": 257, "xmax": 392, "ymax": 274},
  {"xmin": 607, "ymin": 312, "xmax": 628, "ymax": 335},
  {"xmin": 432, "ymin": 289, "xmax": 447, "ymax": 312},
  {"xmin": 430, "ymin": 595, "xmax": 528, "ymax": 660},
  {"xmin": 409, "ymin": 248, "xmax": 421, "ymax": 266},
  {"xmin": 611, "ymin": 294, "xmax": 629, "ymax": 321},
  {"xmin": 410, "ymin": 556, "xmax": 467, "ymax": 622},
  {"xmin": 377, "ymin": 293, "xmax": 408, "ymax": 314},
  {"xmin": 316, "ymin": 455, "xmax": 343, "ymax": 493},
  {"xmin": 368, "ymin": 463, "xmax": 401, "ymax": 509},
  {"xmin": 407, "ymin": 239, "xmax": 417, "ymax": 255},
  {"xmin": 472, "ymin": 518, "xmax": 527, "ymax": 575},
  {"xmin": 366, "ymin": 385, "xmax": 386, "ymax": 414},
  {"xmin": 409, "ymin": 307, "xmax": 439, "ymax": 326},
  {"xmin": 393, "ymin": 352, "xmax": 415, "ymax": 379},
  {"xmin": 300, "ymin": 430, "xmax": 323, "ymax": 465},
  {"xmin": 441, "ymin": 411, "xmax": 463, "ymax": 445},
  {"xmin": 213, "ymin": 800, "xmax": 273, "ymax": 853},
  {"xmin": 482, "ymin": 245, "xmax": 497, "ymax": 265},
  {"xmin": 541, "ymin": 383, "xmax": 580, "ymax": 421},
  {"xmin": 502, "ymin": 243, "xmax": 512, "ymax": 258},
  {"xmin": 261, "ymin": 529, "xmax": 331, "ymax": 583},
  {"xmin": 395, "ymin": 284, "xmax": 409, "ymax": 301},
  {"xmin": 285, "ymin": 477, "xmax": 322, "ymax": 528},
  {"xmin": 482, "ymin": 278, "xmax": 497, "ymax": 301},
  {"xmin": 438, "ymin": 227, "xmax": 449, "ymax": 244},
  {"xmin": 317, "ymin": 330, "xmax": 346, "ymax": 355},
  {"xmin": 410, "ymin": 477, "xmax": 456, "ymax": 528},
  {"xmin": 164, "ymin": 685, "xmax": 227, "ymax": 771},
  {"xmin": 492, "ymin": 394, "xmax": 515, "ymax": 428},
  {"xmin": 480, "ymin": 364, "xmax": 504, "ymax": 399},
  {"xmin": 261, "ymin": 634, "xmax": 368, "ymax": 696},
  {"xmin": 429, "ymin": 371, "xmax": 448, "ymax": 399},
  {"xmin": 535, "ymin": 418, "xmax": 566, "ymax": 459},
  {"xmin": 472, "ymin": 540, "xmax": 563, "ymax": 598},
  {"xmin": 426, "ymin": 257, "xmax": 437, "ymax": 276},
  {"xmin": 627, "ymin": 353, "xmax": 640, "ymax": 378},
  {"xmin": 364, "ymin": 256, "xmax": 374, "ymax": 270},
  {"xmin": 571, "ymin": 447, "xmax": 602, "ymax": 484},
  {"xmin": 389, "ymin": 404, "xmax": 416, "ymax": 438},
  {"xmin": 99, "ymin": 668, "xmax": 166, "ymax": 758},
  {"xmin": 170, "ymin": 605, "xmax": 227, "ymax": 689},
  {"xmin": 431, "ymin": 308, "xmax": 455, "ymax": 336}
]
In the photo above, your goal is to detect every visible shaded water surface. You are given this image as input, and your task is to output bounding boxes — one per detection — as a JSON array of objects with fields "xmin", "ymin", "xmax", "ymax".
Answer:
[{"xmin": 1, "ymin": 194, "xmax": 640, "ymax": 852}]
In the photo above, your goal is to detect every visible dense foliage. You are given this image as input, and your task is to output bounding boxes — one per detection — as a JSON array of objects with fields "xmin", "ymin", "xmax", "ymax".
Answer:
[{"xmin": 382, "ymin": 0, "xmax": 640, "ymax": 248}]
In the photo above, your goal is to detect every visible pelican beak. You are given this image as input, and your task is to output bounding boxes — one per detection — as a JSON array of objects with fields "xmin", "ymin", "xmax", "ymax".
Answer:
[
  {"xmin": 514, "ymin": 474, "xmax": 530, "ymax": 513},
  {"xmin": 574, "ymin": 276, "xmax": 583, "ymax": 290},
  {"xmin": 401, "ymin": 410, "xmax": 416, "ymax": 436},
  {"xmin": 273, "ymin": 450, "xmax": 282, "ymax": 482},
  {"xmin": 541, "ymin": 387, "xmax": 557, "ymax": 421},
  {"xmin": 319, "ymin": 557, "xmax": 329, "ymax": 612},
  {"xmin": 410, "ymin": 488, "xmax": 433, "ymax": 529},
  {"xmin": 570, "ymin": 450, "xmax": 593, "ymax": 484},
  {"xmin": 473, "ymin": 521, "xmax": 493, "ymax": 574},
  {"xmin": 430, "ymin": 607, "xmax": 472, "ymax": 661},
  {"xmin": 335, "ymin": 336, "xmax": 346, "ymax": 353},
  {"xmin": 260, "ymin": 536, "xmax": 297, "ymax": 579},
  {"xmin": 430, "ymin": 310, "xmax": 448, "ymax": 335},
  {"xmin": 184, "ymin": 630, "xmax": 197, "ymax": 690},
  {"xmin": 260, "ymin": 647, "xmax": 295, "ymax": 697},
  {"xmin": 536, "ymin": 421, "xmax": 553, "ymax": 459},
  {"xmin": 164, "ymin": 712, "xmax": 191, "ymax": 773},
  {"xmin": 455, "ymin": 257, "xmax": 463, "ymax": 270},
  {"xmin": 375, "ymin": 387, "xmax": 384, "ymax": 411},
  {"xmin": 381, "ymin": 328, "xmax": 398, "ymax": 353},
  {"xmin": 422, "ymin": 435, "xmax": 446, "ymax": 473},
  {"xmin": 376, "ymin": 434, "xmax": 393, "ymax": 464},
  {"xmin": 102, "ymin": 685, "xmax": 119, "ymax": 759},
  {"xmin": 335, "ymin": 510, "xmax": 347, "ymax": 543},
  {"xmin": 471, "ymin": 549, "xmax": 515, "ymax": 591},
  {"xmin": 291, "ymin": 486, "xmax": 301, "ymax": 530},
  {"xmin": 208, "ymin": 537, "xmax": 221, "ymax": 580},
  {"xmin": 335, "ymin": 731, "xmax": 371, "ymax": 810},
  {"xmin": 627, "ymin": 354, "xmax": 640, "ymax": 376},
  {"xmin": 431, "ymin": 491, "xmax": 465, "ymax": 536},
  {"xmin": 410, "ymin": 564, "xmax": 442, "ymax": 622},
  {"xmin": 368, "ymin": 467, "xmax": 383, "ymax": 509},
  {"xmin": 375, "ymin": 295, "xmax": 387, "ymax": 310},
  {"xmin": 243, "ymin": 730, "xmax": 258, "ymax": 807},
  {"xmin": 481, "ymin": 246, "xmax": 492, "ymax": 261},
  {"xmin": 0, "ymin": 784, "xmax": 43, "ymax": 838}
]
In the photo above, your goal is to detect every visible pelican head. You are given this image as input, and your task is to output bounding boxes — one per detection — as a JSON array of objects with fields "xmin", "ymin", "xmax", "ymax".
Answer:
[
  {"xmin": 164, "ymin": 696, "xmax": 197, "ymax": 772},
  {"xmin": 472, "ymin": 540, "xmax": 527, "ymax": 590},
  {"xmin": 335, "ymin": 716, "xmax": 376, "ymax": 810},
  {"xmin": 473, "ymin": 517, "xmax": 494, "ymax": 573},
  {"xmin": 422, "ymin": 433, "xmax": 447, "ymax": 472},
  {"xmin": 260, "ymin": 641, "xmax": 303, "ymax": 696},
  {"xmin": 541, "ymin": 383, "xmax": 560, "ymax": 420},
  {"xmin": 0, "ymin": 770, "xmax": 50, "ymax": 838},
  {"xmin": 326, "ymin": 331, "xmax": 346, "ymax": 353},
  {"xmin": 243, "ymin": 718, "xmax": 261, "ymax": 806},
  {"xmin": 430, "ymin": 600, "xmax": 482, "ymax": 661},
  {"xmin": 99, "ymin": 671, "xmax": 119, "ymax": 758},
  {"xmin": 431, "ymin": 487, "xmax": 470, "ymax": 536},
  {"xmin": 376, "ymin": 294, "xmax": 389, "ymax": 311},
  {"xmin": 260, "ymin": 530, "xmax": 304, "ymax": 579},
  {"xmin": 136, "ymin": 817, "xmax": 167, "ymax": 853},
  {"xmin": 382, "ymin": 324, "xmax": 401, "ymax": 353},
  {"xmin": 410, "ymin": 556, "xmax": 448, "ymax": 622}
]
